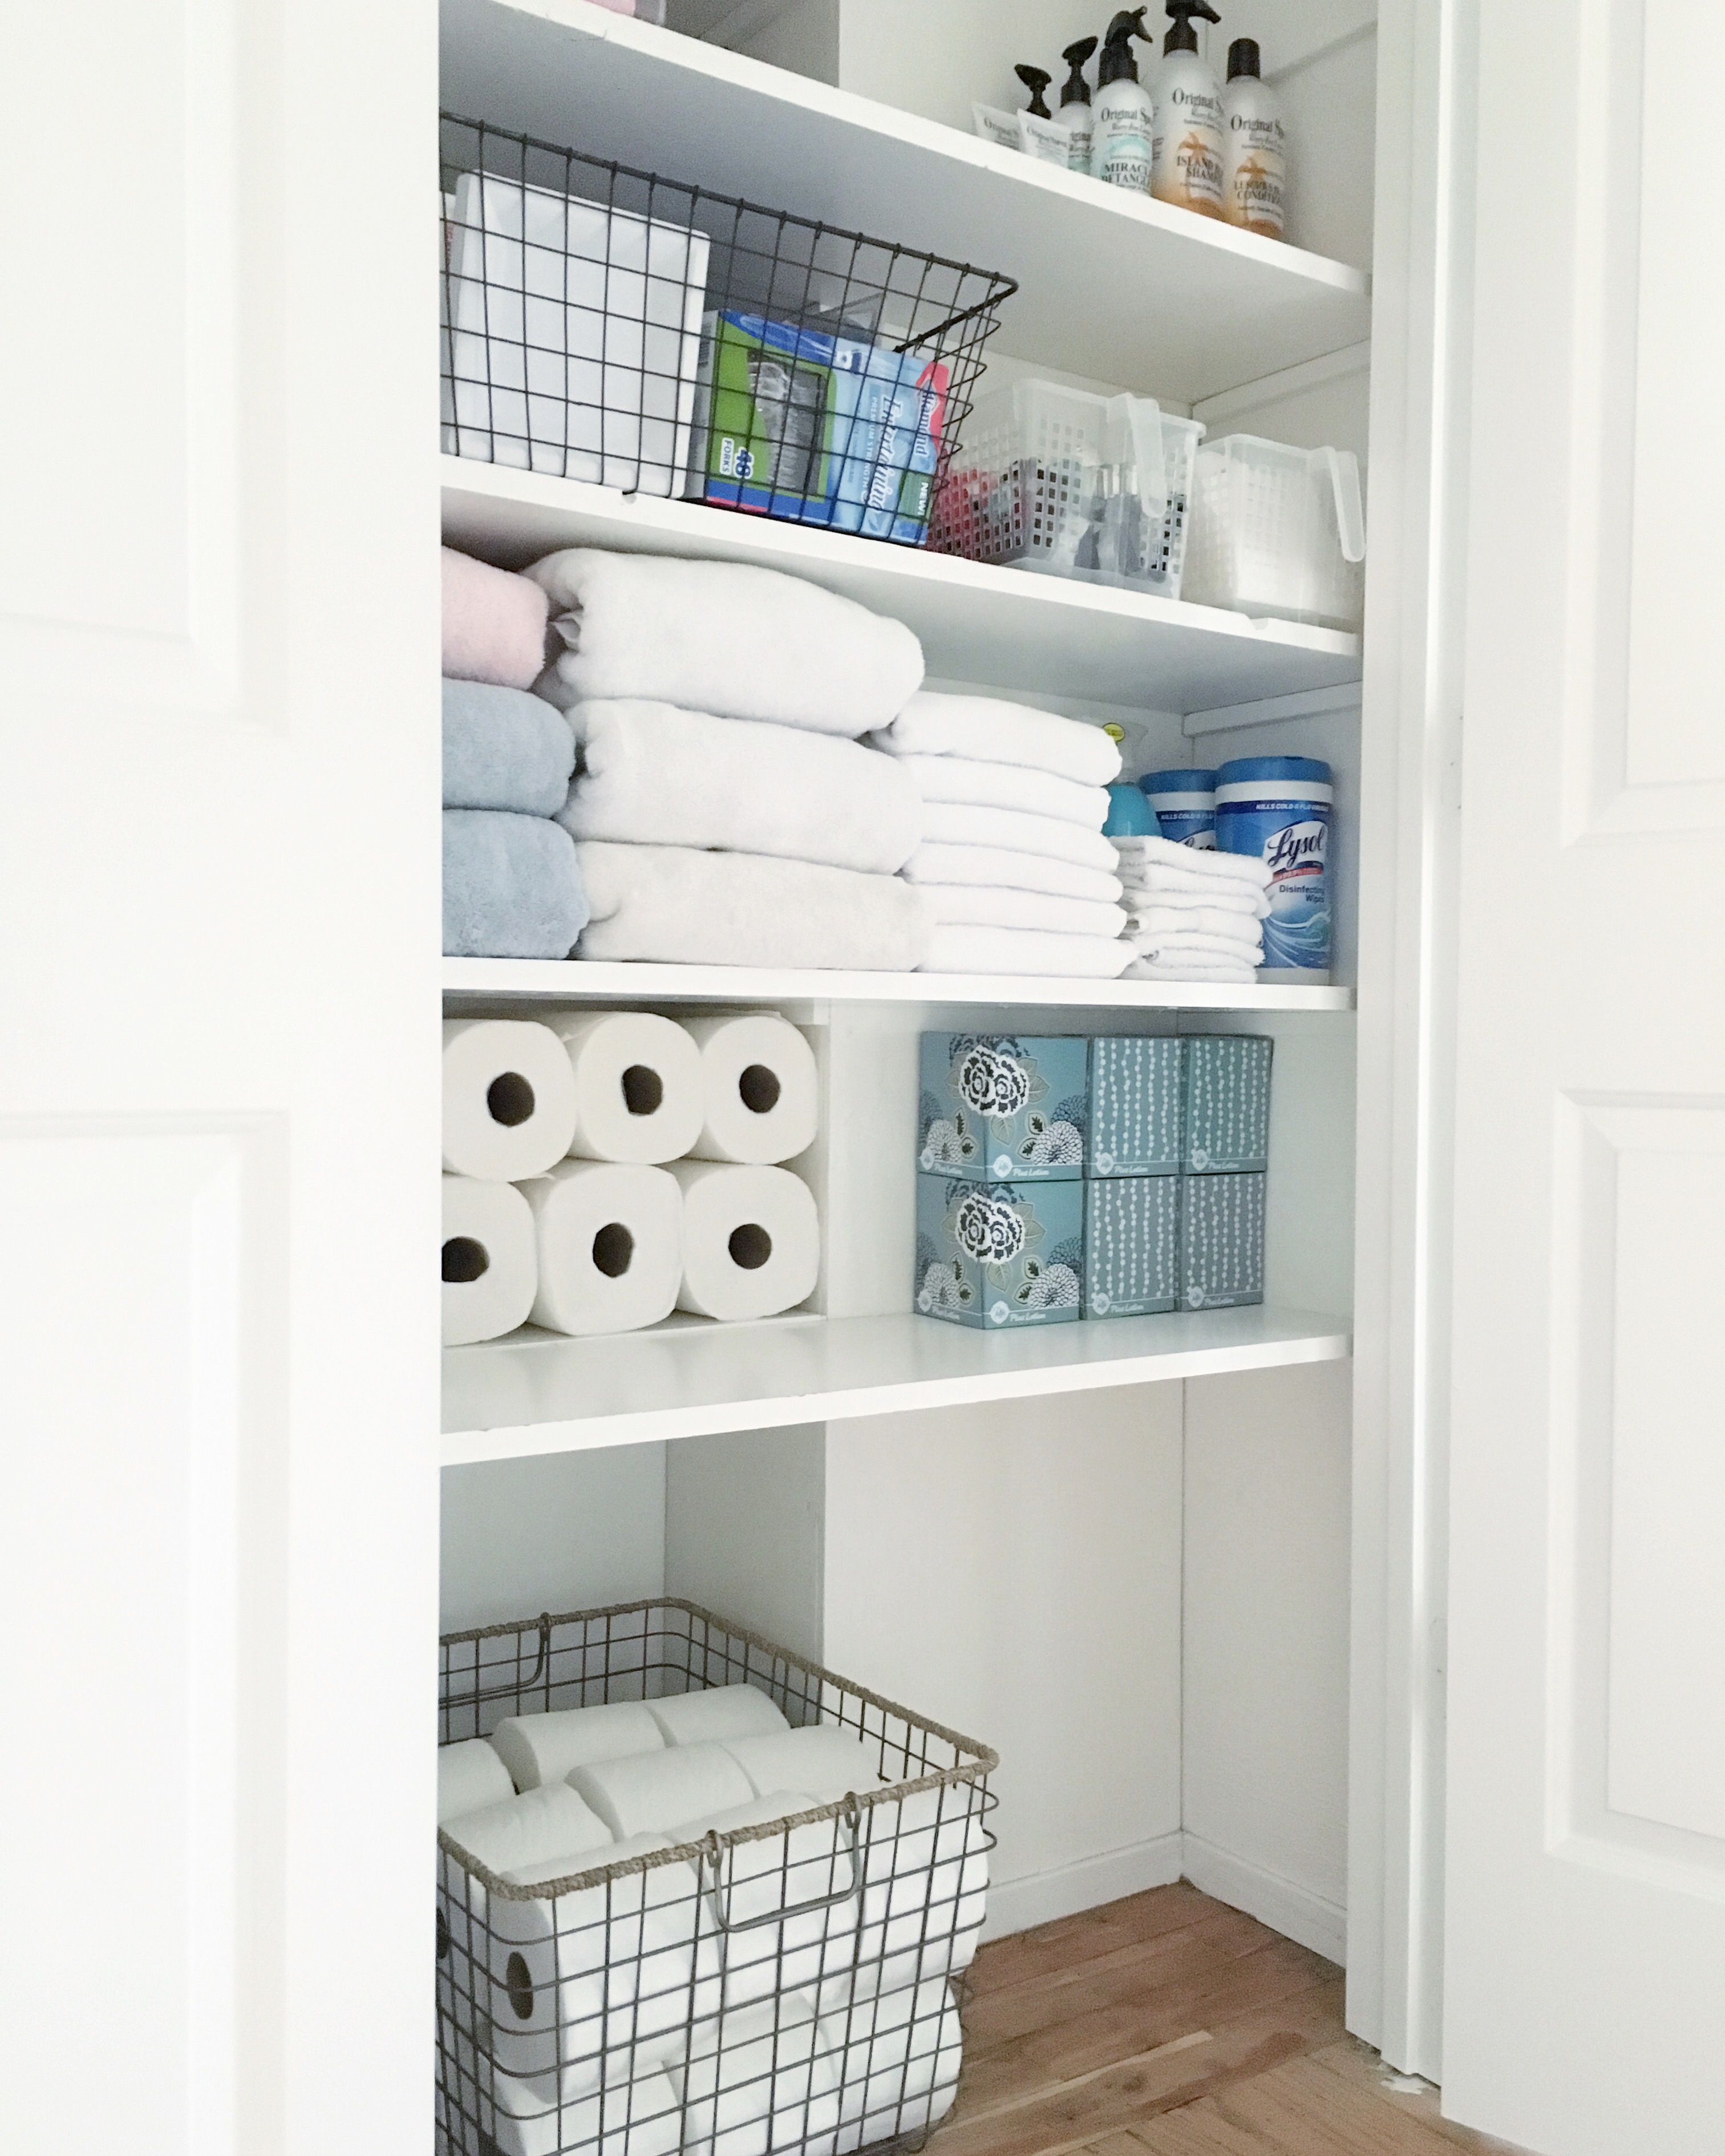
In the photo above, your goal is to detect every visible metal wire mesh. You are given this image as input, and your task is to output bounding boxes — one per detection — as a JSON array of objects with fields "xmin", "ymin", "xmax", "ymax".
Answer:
[
  {"xmin": 440, "ymin": 115, "xmax": 1017, "ymax": 543},
  {"xmin": 436, "ymin": 1600, "xmax": 998, "ymax": 2156}
]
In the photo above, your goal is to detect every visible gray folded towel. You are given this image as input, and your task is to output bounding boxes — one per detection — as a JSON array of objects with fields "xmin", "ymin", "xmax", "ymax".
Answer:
[
  {"xmin": 443, "ymin": 679, "xmax": 575, "ymax": 815},
  {"xmin": 443, "ymin": 810, "xmax": 588, "ymax": 959}
]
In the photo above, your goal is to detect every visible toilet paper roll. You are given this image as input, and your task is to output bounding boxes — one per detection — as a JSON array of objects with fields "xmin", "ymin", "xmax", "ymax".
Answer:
[
  {"xmin": 570, "ymin": 1742, "xmax": 755, "ymax": 1841},
  {"xmin": 551, "ymin": 1011, "xmax": 705, "ymax": 1163},
  {"xmin": 443, "ymin": 1176, "xmax": 538, "ymax": 1345},
  {"xmin": 685, "ymin": 1014, "xmax": 819, "ymax": 1164},
  {"xmin": 439, "ymin": 1736, "xmax": 517, "ymax": 1822},
  {"xmin": 827, "ymin": 1979, "xmax": 962, "ymax": 2154},
  {"xmin": 724, "ymin": 1726, "xmax": 884, "ymax": 1805},
  {"xmin": 681, "ymin": 1795, "xmax": 862, "ymax": 2015},
  {"xmin": 671, "ymin": 1162, "xmax": 820, "ymax": 1321},
  {"xmin": 647, "ymin": 1682, "xmax": 790, "ymax": 1749},
  {"xmin": 490, "ymin": 1701, "xmax": 667, "ymax": 1790},
  {"xmin": 672, "ymin": 1995, "xmax": 840, "ymax": 2156},
  {"xmin": 477, "ymin": 2049, "xmax": 685, "ymax": 2156},
  {"xmin": 443, "ymin": 1019, "xmax": 580, "ymax": 1180},
  {"xmin": 443, "ymin": 1782, "xmax": 614, "ymax": 1876},
  {"xmin": 521, "ymin": 1160, "xmax": 683, "ymax": 1337}
]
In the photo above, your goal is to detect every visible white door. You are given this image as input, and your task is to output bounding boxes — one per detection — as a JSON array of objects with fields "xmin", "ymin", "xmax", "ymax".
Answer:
[
  {"xmin": 0, "ymin": 3, "xmax": 438, "ymax": 2149},
  {"xmin": 1444, "ymin": 2, "xmax": 1725, "ymax": 2150}
]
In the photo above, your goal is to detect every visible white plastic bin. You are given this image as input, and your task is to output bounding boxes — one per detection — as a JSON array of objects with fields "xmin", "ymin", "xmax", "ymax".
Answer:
[
  {"xmin": 441, "ymin": 169, "xmax": 710, "ymax": 494},
  {"xmin": 1181, "ymin": 433, "xmax": 1367, "ymax": 630},
  {"xmin": 929, "ymin": 380, "xmax": 1205, "ymax": 599}
]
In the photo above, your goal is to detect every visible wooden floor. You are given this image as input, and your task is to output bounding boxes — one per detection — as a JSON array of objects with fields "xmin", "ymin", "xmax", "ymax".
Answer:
[{"xmin": 931, "ymin": 1884, "xmax": 1516, "ymax": 2156}]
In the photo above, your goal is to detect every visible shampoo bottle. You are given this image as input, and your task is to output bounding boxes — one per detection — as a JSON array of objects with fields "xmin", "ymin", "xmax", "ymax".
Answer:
[
  {"xmin": 1150, "ymin": 0, "xmax": 1226, "ymax": 219},
  {"xmin": 1091, "ymin": 9, "xmax": 1155, "ymax": 192},
  {"xmin": 1052, "ymin": 37, "xmax": 1098, "ymax": 173},
  {"xmin": 1221, "ymin": 38, "xmax": 1286, "ymax": 236}
]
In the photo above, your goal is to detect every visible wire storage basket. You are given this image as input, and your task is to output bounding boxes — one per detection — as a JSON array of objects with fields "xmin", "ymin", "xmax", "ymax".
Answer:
[
  {"xmin": 436, "ymin": 1600, "xmax": 998, "ymax": 2156},
  {"xmin": 440, "ymin": 116, "xmax": 1018, "ymax": 544}
]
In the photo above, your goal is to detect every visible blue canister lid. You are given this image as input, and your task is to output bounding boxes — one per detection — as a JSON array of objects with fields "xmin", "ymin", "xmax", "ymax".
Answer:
[
  {"xmin": 1216, "ymin": 755, "xmax": 1332, "ymax": 785},
  {"xmin": 1103, "ymin": 783, "xmax": 1156, "ymax": 836},
  {"xmin": 1139, "ymin": 767, "xmax": 1218, "ymax": 794}
]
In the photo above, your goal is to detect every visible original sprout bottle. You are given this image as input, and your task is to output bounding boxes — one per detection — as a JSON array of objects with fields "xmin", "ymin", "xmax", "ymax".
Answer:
[
  {"xmin": 1052, "ymin": 36, "xmax": 1098, "ymax": 172},
  {"xmin": 1091, "ymin": 8, "xmax": 1155, "ymax": 192},
  {"xmin": 1221, "ymin": 38, "xmax": 1286, "ymax": 236},
  {"xmin": 1149, "ymin": 0, "xmax": 1226, "ymax": 219}
]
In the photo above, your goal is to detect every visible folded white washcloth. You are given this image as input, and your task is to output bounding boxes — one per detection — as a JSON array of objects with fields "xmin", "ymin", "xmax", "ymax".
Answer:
[
  {"xmin": 922, "ymin": 800, "xmax": 1119, "ymax": 871},
  {"xmin": 556, "ymin": 699, "xmax": 922, "ymax": 873},
  {"xmin": 921, "ymin": 924, "xmax": 1135, "ymax": 978},
  {"xmin": 1126, "ymin": 911, "xmax": 1265, "ymax": 956},
  {"xmin": 871, "ymin": 689, "xmax": 1122, "ymax": 784},
  {"xmin": 1127, "ymin": 955, "xmax": 1258, "ymax": 983},
  {"xmin": 919, "ymin": 883, "xmax": 1129, "ymax": 939},
  {"xmin": 1119, "ymin": 885, "xmax": 1270, "ymax": 921},
  {"xmin": 902, "ymin": 842, "xmax": 1123, "ymax": 906},
  {"xmin": 528, "ymin": 548, "xmax": 924, "ymax": 735},
  {"xmin": 575, "ymin": 842, "xmax": 930, "ymax": 970},
  {"xmin": 1129, "ymin": 928, "xmax": 1264, "ymax": 968},
  {"xmin": 1112, "ymin": 834, "xmax": 1272, "ymax": 888},
  {"xmin": 894, "ymin": 754, "xmax": 1108, "ymax": 831}
]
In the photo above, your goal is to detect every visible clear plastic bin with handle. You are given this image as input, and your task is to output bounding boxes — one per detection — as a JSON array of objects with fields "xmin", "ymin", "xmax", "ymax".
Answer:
[{"xmin": 1180, "ymin": 433, "xmax": 1367, "ymax": 630}]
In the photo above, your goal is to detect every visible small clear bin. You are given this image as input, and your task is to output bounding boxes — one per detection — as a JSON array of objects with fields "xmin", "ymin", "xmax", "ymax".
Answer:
[
  {"xmin": 928, "ymin": 380, "xmax": 1205, "ymax": 599},
  {"xmin": 1181, "ymin": 433, "xmax": 1367, "ymax": 630}
]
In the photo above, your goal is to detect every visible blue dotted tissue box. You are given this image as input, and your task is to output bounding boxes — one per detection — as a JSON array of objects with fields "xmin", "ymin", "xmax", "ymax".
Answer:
[
  {"xmin": 918, "ymin": 1033, "xmax": 1089, "ymax": 1182},
  {"xmin": 914, "ymin": 1174, "xmax": 1085, "ymax": 1329},
  {"xmin": 1179, "ymin": 1171, "xmax": 1266, "ymax": 1309},
  {"xmin": 1182, "ymin": 1035, "xmax": 1273, "ymax": 1174},
  {"xmin": 1085, "ymin": 1176, "xmax": 1181, "ymax": 1317},
  {"xmin": 1089, "ymin": 1036, "xmax": 1184, "ymax": 1178}
]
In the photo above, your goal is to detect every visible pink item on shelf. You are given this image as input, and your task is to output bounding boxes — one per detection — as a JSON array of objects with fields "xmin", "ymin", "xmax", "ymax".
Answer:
[{"xmin": 441, "ymin": 547, "xmax": 551, "ymax": 691}]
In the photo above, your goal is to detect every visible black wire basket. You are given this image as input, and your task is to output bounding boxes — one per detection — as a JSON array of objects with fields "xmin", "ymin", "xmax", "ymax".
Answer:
[
  {"xmin": 440, "ymin": 115, "xmax": 1018, "ymax": 547},
  {"xmin": 435, "ymin": 1599, "xmax": 998, "ymax": 2156}
]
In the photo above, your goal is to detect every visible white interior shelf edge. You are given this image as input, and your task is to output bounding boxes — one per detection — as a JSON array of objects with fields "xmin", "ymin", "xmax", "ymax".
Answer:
[{"xmin": 443, "ymin": 1304, "xmax": 1354, "ymax": 1461}]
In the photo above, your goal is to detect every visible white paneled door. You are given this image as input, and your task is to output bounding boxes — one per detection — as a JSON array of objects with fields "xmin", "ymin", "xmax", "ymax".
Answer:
[
  {"xmin": 1445, "ymin": 2, "xmax": 1725, "ymax": 2150},
  {"xmin": 0, "ymin": 2, "xmax": 436, "ymax": 2150}
]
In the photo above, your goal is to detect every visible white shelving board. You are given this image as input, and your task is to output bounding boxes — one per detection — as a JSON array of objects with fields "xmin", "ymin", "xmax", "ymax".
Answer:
[
  {"xmin": 439, "ymin": 0, "xmax": 1371, "ymax": 401},
  {"xmin": 443, "ymin": 957, "xmax": 1355, "ymax": 1013},
  {"xmin": 442, "ymin": 463, "xmax": 1363, "ymax": 713},
  {"xmin": 443, "ymin": 1304, "xmax": 1353, "ymax": 1461}
]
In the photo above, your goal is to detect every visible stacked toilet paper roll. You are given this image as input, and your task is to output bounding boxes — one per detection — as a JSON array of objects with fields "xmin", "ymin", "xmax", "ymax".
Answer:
[
  {"xmin": 552, "ymin": 1010, "xmax": 705, "ymax": 1163},
  {"xmin": 520, "ymin": 1160, "xmax": 684, "ymax": 1336},
  {"xmin": 671, "ymin": 1161, "xmax": 820, "ymax": 1320},
  {"xmin": 443, "ymin": 1019, "xmax": 578, "ymax": 1178},
  {"xmin": 443, "ymin": 1175, "xmax": 538, "ymax": 1345},
  {"xmin": 685, "ymin": 1014, "xmax": 819, "ymax": 1164}
]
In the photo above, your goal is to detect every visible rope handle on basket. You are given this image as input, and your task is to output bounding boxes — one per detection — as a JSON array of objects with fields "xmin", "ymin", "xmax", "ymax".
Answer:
[{"xmin": 697, "ymin": 1794, "xmax": 864, "ymax": 1937}]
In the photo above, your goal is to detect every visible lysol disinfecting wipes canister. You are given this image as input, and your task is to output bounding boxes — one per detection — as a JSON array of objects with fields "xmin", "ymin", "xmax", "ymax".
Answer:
[
  {"xmin": 1216, "ymin": 756, "xmax": 1333, "ymax": 981},
  {"xmin": 1139, "ymin": 768, "xmax": 1218, "ymax": 848}
]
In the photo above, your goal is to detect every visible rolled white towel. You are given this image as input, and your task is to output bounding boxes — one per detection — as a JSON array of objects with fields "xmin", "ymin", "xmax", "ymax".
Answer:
[
  {"xmin": 1112, "ymin": 833, "xmax": 1273, "ymax": 888},
  {"xmin": 647, "ymin": 1683, "xmax": 790, "ymax": 1749},
  {"xmin": 571, "ymin": 1742, "xmax": 755, "ymax": 1839},
  {"xmin": 575, "ymin": 843, "xmax": 931, "ymax": 972},
  {"xmin": 725, "ymin": 1725, "xmax": 886, "ymax": 1804},
  {"xmin": 921, "ymin": 800, "xmax": 1119, "ymax": 871},
  {"xmin": 870, "ymin": 690, "xmax": 1121, "ymax": 784},
  {"xmin": 558, "ymin": 700, "xmax": 922, "ymax": 874},
  {"xmin": 438, "ymin": 1737, "xmax": 516, "ymax": 1822},
  {"xmin": 921, "ymin": 924, "xmax": 1135, "ymax": 979},
  {"xmin": 918, "ymin": 883, "xmax": 1129, "ymax": 940},
  {"xmin": 443, "ymin": 1782, "xmax": 614, "ymax": 1875},
  {"xmin": 902, "ymin": 842, "xmax": 1123, "ymax": 906},
  {"xmin": 895, "ymin": 754, "xmax": 1107, "ymax": 830},
  {"xmin": 528, "ymin": 549, "xmax": 924, "ymax": 735},
  {"xmin": 490, "ymin": 1702, "xmax": 666, "ymax": 1790}
]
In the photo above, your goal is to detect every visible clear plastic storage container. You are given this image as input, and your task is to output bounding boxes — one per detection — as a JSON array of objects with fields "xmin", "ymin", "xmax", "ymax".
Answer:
[
  {"xmin": 928, "ymin": 381, "xmax": 1205, "ymax": 598},
  {"xmin": 1180, "ymin": 433, "xmax": 1367, "ymax": 630}
]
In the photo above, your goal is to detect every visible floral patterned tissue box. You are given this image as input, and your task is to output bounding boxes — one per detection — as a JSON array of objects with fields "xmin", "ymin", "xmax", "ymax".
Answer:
[
  {"xmin": 917, "ymin": 1033, "xmax": 1090, "ymax": 1183},
  {"xmin": 914, "ymin": 1175, "xmax": 1086, "ymax": 1329}
]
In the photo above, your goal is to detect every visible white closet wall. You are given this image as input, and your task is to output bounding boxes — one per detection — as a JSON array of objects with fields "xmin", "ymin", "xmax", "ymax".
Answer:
[{"xmin": 441, "ymin": 1447, "xmax": 669, "ymax": 1631}]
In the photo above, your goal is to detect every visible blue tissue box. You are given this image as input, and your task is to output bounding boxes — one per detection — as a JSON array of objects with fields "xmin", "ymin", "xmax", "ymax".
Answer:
[
  {"xmin": 1182, "ymin": 1035, "xmax": 1273, "ymax": 1174},
  {"xmin": 1089, "ymin": 1036, "xmax": 1184, "ymax": 1178},
  {"xmin": 1085, "ymin": 1175, "xmax": 1180, "ymax": 1317},
  {"xmin": 1179, "ymin": 1171, "xmax": 1266, "ymax": 1309},
  {"xmin": 914, "ymin": 1175, "xmax": 1084, "ymax": 1329},
  {"xmin": 918, "ymin": 1033, "xmax": 1090, "ymax": 1182}
]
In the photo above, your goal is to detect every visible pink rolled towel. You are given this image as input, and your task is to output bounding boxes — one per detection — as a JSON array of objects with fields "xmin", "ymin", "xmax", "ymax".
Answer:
[{"xmin": 442, "ymin": 547, "xmax": 550, "ymax": 691}]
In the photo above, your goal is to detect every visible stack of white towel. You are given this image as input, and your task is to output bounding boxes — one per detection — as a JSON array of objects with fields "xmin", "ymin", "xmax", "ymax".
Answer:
[
  {"xmin": 1111, "ymin": 835, "xmax": 1273, "ymax": 982},
  {"xmin": 872, "ymin": 691, "xmax": 1133, "ymax": 978},
  {"xmin": 525, "ymin": 551, "xmax": 933, "ymax": 972}
]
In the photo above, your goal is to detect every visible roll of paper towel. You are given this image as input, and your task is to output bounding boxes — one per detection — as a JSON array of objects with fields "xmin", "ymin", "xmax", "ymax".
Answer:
[
  {"xmin": 673, "ymin": 1993, "xmax": 840, "ymax": 2156},
  {"xmin": 439, "ymin": 1736, "xmax": 516, "ymax": 1821},
  {"xmin": 443, "ymin": 1019, "xmax": 579, "ymax": 1179},
  {"xmin": 671, "ymin": 1162, "xmax": 819, "ymax": 1321},
  {"xmin": 490, "ymin": 1701, "xmax": 666, "ymax": 1790},
  {"xmin": 571, "ymin": 1742, "xmax": 754, "ymax": 1840},
  {"xmin": 472, "ymin": 2048, "xmax": 684, "ymax": 2156},
  {"xmin": 552, "ymin": 1011, "xmax": 704, "ymax": 1163},
  {"xmin": 443, "ymin": 1175, "xmax": 538, "ymax": 1345},
  {"xmin": 724, "ymin": 1725, "xmax": 884, "ymax": 1804},
  {"xmin": 521, "ymin": 1160, "xmax": 683, "ymax": 1336},
  {"xmin": 647, "ymin": 1682, "xmax": 790, "ymax": 1749},
  {"xmin": 685, "ymin": 1014, "xmax": 819, "ymax": 1164},
  {"xmin": 443, "ymin": 1782, "xmax": 614, "ymax": 1875}
]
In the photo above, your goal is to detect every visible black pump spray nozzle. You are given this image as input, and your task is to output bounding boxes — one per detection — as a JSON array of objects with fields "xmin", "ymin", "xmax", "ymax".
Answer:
[
  {"xmin": 1098, "ymin": 7, "xmax": 1151, "ymax": 86},
  {"xmin": 1163, "ymin": 0, "xmax": 1221, "ymax": 55},
  {"xmin": 1060, "ymin": 35, "xmax": 1098, "ymax": 106},
  {"xmin": 1014, "ymin": 63, "xmax": 1053, "ymax": 116}
]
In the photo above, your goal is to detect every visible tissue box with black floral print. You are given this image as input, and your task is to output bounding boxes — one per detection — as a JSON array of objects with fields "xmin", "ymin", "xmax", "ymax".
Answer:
[
  {"xmin": 917, "ymin": 1033, "xmax": 1089, "ymax": 1183},
  {"xmin": 914, "ymin": 1175, "xmax": 1085, "ymax": 1329}
]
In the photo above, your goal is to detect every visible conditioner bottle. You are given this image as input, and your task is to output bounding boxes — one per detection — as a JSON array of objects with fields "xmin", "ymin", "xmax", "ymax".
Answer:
[
  {"xmin": 1149, "ymin": 0, "xmax": 1225, "ymax": 219},
  {"xmin": 1221, "ymin": 38, "xmax": 1286, "ymax": 236},
  {"xmin": 1091, "ymin": 9, "xmax": 1155, "ymax": 192}
]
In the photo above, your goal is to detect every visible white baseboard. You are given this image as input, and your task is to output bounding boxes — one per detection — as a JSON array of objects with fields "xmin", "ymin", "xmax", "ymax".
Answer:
[
  {"xmin": 1179, "ymin": 1832, "xmax": 1349, "ymax": 1966},
  {"xmin": 981, "ymin": 1830, "xmax": 1184, "ymax": 1941}
]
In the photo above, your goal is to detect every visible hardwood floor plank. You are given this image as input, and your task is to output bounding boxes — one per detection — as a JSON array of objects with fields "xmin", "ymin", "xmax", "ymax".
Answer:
[
  {"xmin": 967, "ymin": 1885, "xmax": 1220, "ymax": 2000},
  {"xmin": 1305, "ymin": 2043, "xmax": 1527, "ymax": 2153},
  {"xmin": 1200, "ymin": 2055, "xmax": 1475, "ymax": 2154},
  {"xmin": 1124, "ymin": 2104, "xmax": 1283, "ymax": 2153}
]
